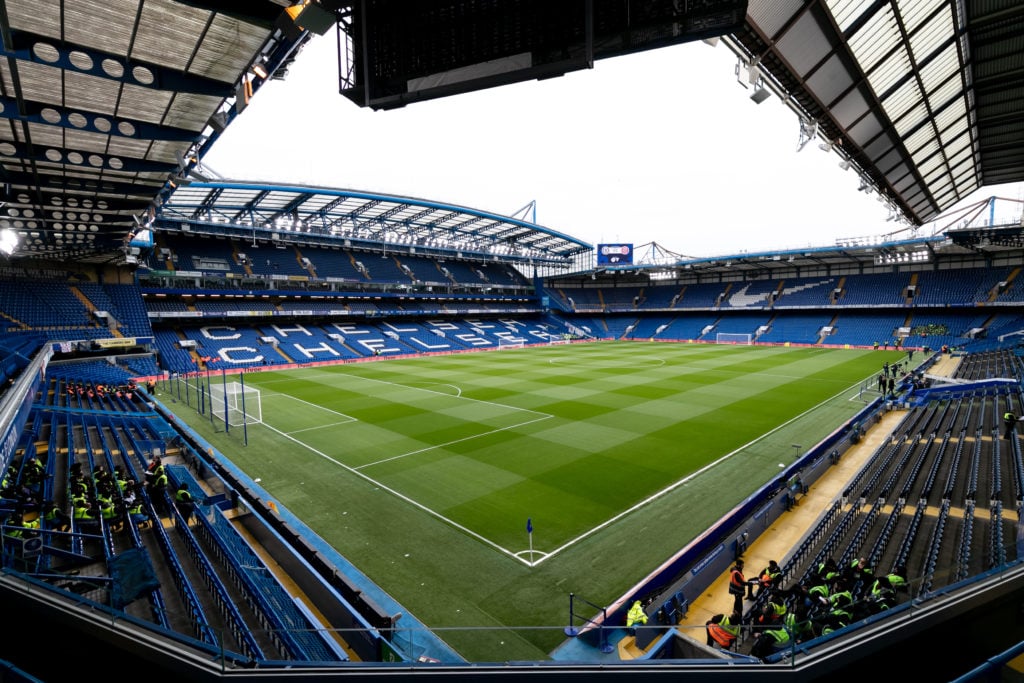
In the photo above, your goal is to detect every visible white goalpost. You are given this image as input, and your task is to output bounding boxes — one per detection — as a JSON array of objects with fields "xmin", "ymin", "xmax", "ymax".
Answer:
[
  {"xmin": 497, "ymin": 338, "xmax": 526, "ymax": 350},
  {"xmin": 211, "ymin": 381, "xmax": 263, "ymax": 426},
  {"xmin": 715, "ymin": 332, "xmax": 753, "ymax": 345}
]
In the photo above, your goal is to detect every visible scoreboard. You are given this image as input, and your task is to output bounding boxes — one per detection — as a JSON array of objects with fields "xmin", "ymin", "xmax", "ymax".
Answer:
[{"xmin": 597, "ymin": 244, "xmax": 633, "ymax": 266}]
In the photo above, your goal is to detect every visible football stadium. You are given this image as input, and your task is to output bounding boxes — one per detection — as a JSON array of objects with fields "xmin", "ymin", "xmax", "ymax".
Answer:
[{"xmin": 2, "ymin": 1, "xmax": 1024, "ymax": 681}]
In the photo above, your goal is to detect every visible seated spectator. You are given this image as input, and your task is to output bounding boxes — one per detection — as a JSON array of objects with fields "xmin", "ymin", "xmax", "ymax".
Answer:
[
  {"xmin": 127, "ymin": 498, "xmax": 152, "ymax": 530},
  {"xmin": 750, "ymin": 623, "xmax": 790, "ymax": 660},
  {"xmin": 754, "ymin": 594, "xmax": 787, "ymax": 627},
  {"xmin": 843, "ymin": 557, "xmax": 873, "ymax": 586},
  {"xmin": 42, "ymin": 500, "xmax": 71, "ymax": 532},
  {"xmin": 866, "ymin": 575, "xmax": 897, "ymax": 615},
  {"xmin": 72, "ymin": 499, "xmax": 99, "ymax": 529},
  {"xmin": 755, "ymin": 560, "xmax": 783, "ymax": 597},
  {"xmin": 705, "ymin": 610, "xmax": 741, "ymax": 649}
]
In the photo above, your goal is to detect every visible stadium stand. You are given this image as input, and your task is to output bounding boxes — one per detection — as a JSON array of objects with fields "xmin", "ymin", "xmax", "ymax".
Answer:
[
  {"xmin": 1, "ymin": 2, "xmax": 1024, "ymax": 679},
  {"xmin": 4, "ymin": 243, "xmax": 1024, "ymax": 682}
]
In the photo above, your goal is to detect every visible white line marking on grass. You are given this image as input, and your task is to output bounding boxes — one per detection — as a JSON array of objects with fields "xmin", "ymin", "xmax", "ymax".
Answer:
[
  {"xmin": 258, "ymin": 419, "xmax": 536, "ymax": 565},
  {"xmin": 547, "ymin": 356, "xmax": 666, "ymax": 369},
  {"xmin": 355, "ymin": 413, "xmax": 553, "ymax": 470},
  {"xmin": 513, "ymin": 550, "xmax": 550, "ymax": 562},
  {"xmin": 529, "ymin": 375, "xmax": 870, "ymax": 566},
  {"xmin": 264, "ymin": 391, "xmax": 358, "ymax": 421},
  {"xmin": 403, "ymin": 382, "xmax": 463, "ymax": 397},
  {"xmin": 287, "ymin": 420, "xmax": 356, "ymax": 435},
  {"xmin": 286, "ymin": 369, "xmax": 551, "ymax": 418}
]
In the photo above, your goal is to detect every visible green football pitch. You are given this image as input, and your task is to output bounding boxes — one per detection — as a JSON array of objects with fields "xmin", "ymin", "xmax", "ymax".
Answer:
[{"xmin": 167, "ymin": 341, "xmax": 907, "ymax": 660}]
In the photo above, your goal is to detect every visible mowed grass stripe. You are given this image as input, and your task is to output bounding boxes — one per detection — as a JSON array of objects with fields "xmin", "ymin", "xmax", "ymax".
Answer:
[
  {"xmin": 257, "ymin": 372, "xmax": 548, "ymax": 470},
  {"xmin": 225, "ymin": 342, "xmax": 900, "ymax": 555}
]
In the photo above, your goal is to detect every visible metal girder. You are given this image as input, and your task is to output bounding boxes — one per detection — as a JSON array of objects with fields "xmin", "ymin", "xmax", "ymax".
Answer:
[
  {"xmin": 0, "ymin": 139, "xmax": 177, "ymax": 174},
  {"xmin": 0, "ymin": 95, "xmax": 200, "ymax": 141},
  {"xmin": 192, "ymin": 186, "xmax": 226, "ymax": 221},
  {"xmin": 1, "ymin": 28, "xmax": 234, "ymax": 96},
  {"xmin": 8, "ymin": 191, "xmax": 148, "ymax": 214},
  {"xmin": 345, "ymin": 197, "xmax": 382, "ymax": 221},
  {"xmin": 230, "ymin": 189, "xmax": 271, "ymax": 223},
  {"xmin": 256, "ymin": 191, "xmax": 316, "ymax": 228},
  {"xmin": 2, "ymin": 169, "xmax": 164, "ymax": 197},
  {"xmin": 423, "ymin": 210, "xmax": 460, "ymax": 231},
  {"xmin": 374, "ymin": 202, "xmax": 410, "ymax": 223}
]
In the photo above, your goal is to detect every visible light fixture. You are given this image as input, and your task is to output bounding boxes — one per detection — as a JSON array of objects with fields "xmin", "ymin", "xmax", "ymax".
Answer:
[
  {"xmin": 175, "ymin": 149, "xmax": 199, "ymax": 170},
  {"xmin": 0, "ymin": 227, "xmax": 18, "ymax": 256},
  {"xmin": 189, "ymin": 167, "xmax": 214, "ymax": 182},
  {"xmin": 796, "ymin": 119, "xmax": 817, "ymax": 152},
  {"xmin": 283, "ymin": 1, "xmax": 337, "ymax": 36},
  {"xmin": 251, "ymin": 58, "xmax": 269, "ymax": 80},
  {"xmin": 838, "ymin": 160, "xmax": 851, "ymax": 171},
  {"xmin": 208, "ymin": 111, "xmax": 229, "ymax": 133},
  {"xmin": 819, "ymin": 139, "xmax": 839, "ymax": 152},
  {"xmin": 750, "ymin": 81, "xmax": 771, "ymax": 104}
]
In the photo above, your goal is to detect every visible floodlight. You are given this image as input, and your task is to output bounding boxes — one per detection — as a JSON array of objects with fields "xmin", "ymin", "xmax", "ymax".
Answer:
[
  {"xmin": 285, "ymin": 1, "xmax": 337, "ymax": 36},
  {"xmin": 750, "ymin": 85, "xmax": 771, "ymax": 104},
  {"xmin": 208, "ymin": 111, "xmax": 228, "ymax": 133},
  {"xmin": 189, "ymin": 167, "xmax": 214, "ymax": 183},
  {"xmin": 251, "ymin": 59, "xmax": 269, "ymax": 80},
  {"xmin": 175, "ymin": 150, "xmax": 199, "ymax": 169},
  {"xmin": 838, "ymin": 160, "xmax": 851, "ymax": 171},
  {"xmin": 0, "ymin": 227, "xmax": 18, "ymax": 256}
]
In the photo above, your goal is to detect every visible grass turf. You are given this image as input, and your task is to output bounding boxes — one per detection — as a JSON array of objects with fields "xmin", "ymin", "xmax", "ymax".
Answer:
[{"xmin": 164, "ymin": 341, "xmax": 907, "ymax": 660}]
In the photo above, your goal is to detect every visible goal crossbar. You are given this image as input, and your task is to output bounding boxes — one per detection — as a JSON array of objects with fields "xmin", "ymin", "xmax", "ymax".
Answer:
[
  {"xmin": 211, "ymin": 381, "xmax": 262, "ymax": 426},
  {"xmin": 715, "ymin": 332, "xmax": 752, "ymax": 345}
]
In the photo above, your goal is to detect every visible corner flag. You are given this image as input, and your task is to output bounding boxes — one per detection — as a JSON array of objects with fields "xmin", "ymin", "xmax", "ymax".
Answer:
[{"xmin": 526, "ymin": 517, "xmax": 534, "ymax": 563}]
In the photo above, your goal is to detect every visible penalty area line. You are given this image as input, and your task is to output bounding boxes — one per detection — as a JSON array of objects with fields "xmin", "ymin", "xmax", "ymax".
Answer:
[
  {"xmin": 356, "ymin": 413, "xmax": 553, "ymax": 470},
  {"xmin": 257, "ymin": 420, "xmax": 534, "ymax": 565},
  {"xmin": 286, "ymin": 419, "xmax": 357, "ymax": 435}
]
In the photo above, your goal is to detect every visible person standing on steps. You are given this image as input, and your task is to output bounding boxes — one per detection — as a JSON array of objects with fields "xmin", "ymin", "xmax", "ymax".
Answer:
[{"xmin": 728, "ymin": 559, "xmax": 749, "ymax": 613}]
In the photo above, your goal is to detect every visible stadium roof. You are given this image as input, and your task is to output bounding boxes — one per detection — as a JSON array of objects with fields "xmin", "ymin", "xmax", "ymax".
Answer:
[
  {"xmin": 0, "ymin": 1, "xmax": 1021, "ymax": 264},
  {"xmin": 157, "ymin": 181, "xmax": 592, "ymax": 266},
  {"xmin": 0, "ymin": 0, "xmax": 311, "ymax": 263},
  {"xmin": 728, "ymin": 0, "xmax": 1024, "ymax": 227}
]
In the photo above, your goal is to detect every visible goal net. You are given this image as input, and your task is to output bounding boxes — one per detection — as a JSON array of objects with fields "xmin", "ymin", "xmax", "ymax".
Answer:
[
  {"xmin": 715, "ymin": 332, "xmax": 753, "ymax": 345},
  {"xmin": 497, "ymin": 338, "xmax": 526, "ymax": 350},
  {"xmin": 211, "ymin": 381, "xmax": 262, "ymax": 426}
]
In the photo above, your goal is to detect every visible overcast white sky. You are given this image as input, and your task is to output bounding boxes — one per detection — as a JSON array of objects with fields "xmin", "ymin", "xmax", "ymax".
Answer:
[{"xmin": 204, "ymin": 32, "xmax": 1024, "ymax": 259}]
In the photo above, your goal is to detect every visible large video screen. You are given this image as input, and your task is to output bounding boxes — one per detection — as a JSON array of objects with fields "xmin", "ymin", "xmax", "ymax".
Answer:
[{"xmin": 597, "ymin": 243, "xmax": 633, "ymax": 265}]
